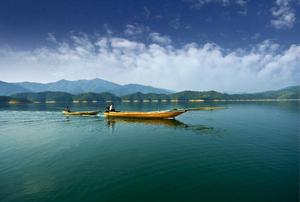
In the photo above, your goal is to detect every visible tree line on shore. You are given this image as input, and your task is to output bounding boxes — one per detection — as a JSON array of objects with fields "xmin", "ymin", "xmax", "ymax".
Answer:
[{"xmin": 0, "ymin": 85, "xmax": 299, "ymax": 104}]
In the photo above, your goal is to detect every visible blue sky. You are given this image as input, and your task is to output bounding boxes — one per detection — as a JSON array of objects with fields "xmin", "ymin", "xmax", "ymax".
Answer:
[{"xmin": 0, "ymin": 0, "xmax": 299, "ymax": 92}]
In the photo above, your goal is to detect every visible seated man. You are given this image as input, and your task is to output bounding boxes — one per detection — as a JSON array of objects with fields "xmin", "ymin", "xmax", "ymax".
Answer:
[
  {"xmin": 107, "ymin": 103, "xmax": 115, "ymax": 112},
  {"xmin": 64, "ymin": 106, "xmax": 71, "ymax": 112}
]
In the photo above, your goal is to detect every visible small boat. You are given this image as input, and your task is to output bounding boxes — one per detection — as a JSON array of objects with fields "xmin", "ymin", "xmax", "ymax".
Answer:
[
  {"xmin": 62, "ymin": 110, "xmax": 99, "ymax": 116},
  {"xmin": 103, "ymin": 110, "xmax": 186, "ymax": 119}
]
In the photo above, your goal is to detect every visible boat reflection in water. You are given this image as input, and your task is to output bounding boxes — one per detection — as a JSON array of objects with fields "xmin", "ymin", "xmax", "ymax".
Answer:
[
  {"xmin": 105, "ymin": 117, "xmax": 186, "ymax": 128},
  {"xmin": 105, "ymin": 117, "xmax": 223, "ymax": 136}
]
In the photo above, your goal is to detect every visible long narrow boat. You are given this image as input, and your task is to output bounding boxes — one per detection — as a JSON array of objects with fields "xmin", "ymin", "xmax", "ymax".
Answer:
[
  {"xmin": 62, "ymin": 110, "xmax": 99, "ymax": 116},
  {"xmin": 103, "ymin": 110, "xmax": 186, "ymax": 119}
]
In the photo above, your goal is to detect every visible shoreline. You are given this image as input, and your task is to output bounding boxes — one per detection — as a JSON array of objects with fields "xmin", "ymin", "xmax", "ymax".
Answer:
[{"xmin": 1, "ymin": 98, "xmax": 299, "ymax": 105}]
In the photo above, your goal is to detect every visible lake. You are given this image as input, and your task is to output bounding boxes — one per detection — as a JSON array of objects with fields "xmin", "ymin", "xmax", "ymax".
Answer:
[{"xmin": 0, "ymin": 101, "xmax": 299, "ymax": 202}]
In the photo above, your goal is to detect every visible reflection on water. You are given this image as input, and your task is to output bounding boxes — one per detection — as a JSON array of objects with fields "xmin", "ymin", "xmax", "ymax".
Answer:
[
  {"xmin": 106, "ymin": 117, "xmax": 185, "ymax": 127},
  {"xmin": 105, "ymin": 117, "xmax": 223, "ymax": 136},
  {"xmin": 184, "ymin": 124, "xmax": 224, "ymax": 136},
  {"xmin": 0, "ymin": 102, "xmax": 298, "ymax": 202},
  {"xmin": 105, "ymin": 118, "xmax": 185, "ymax": 134}
]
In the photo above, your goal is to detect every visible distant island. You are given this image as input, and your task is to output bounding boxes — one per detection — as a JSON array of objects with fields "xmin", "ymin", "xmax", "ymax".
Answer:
[{"xmin": 0, "ymin": 85, "xmax": 299, "ymax": 104}]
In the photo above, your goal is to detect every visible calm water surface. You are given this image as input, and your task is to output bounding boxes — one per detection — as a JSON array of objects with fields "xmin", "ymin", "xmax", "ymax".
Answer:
[{"xmin": 0, "ymin": 102, "xmax": 299, "ymax": 202}]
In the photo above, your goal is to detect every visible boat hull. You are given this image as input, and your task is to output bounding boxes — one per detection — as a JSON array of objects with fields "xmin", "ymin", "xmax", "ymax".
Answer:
[
  {"xmin": 103, "ymin": 110, "xmax": 185, "ymax": 119},
  {"xmin": 62, "ymin": 111, "xmax": 99, "ymax": 116}
]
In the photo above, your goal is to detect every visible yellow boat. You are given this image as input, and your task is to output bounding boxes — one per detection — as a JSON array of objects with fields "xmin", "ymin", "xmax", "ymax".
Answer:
[
  {"xmin": 62, "ymin": 110, "xmax": 99, "ymax": 116},
  {"xmin": 103, "ymin": 110, "xmax": 186, "ymax": 119}
]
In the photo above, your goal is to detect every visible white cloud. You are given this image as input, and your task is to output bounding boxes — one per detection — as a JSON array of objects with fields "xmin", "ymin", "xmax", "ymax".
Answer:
[
  {"xmin": 271, "ymin": 0, "xmax": 297, "ymax": 29},
  {"xmin": 143, "ymin": 7, "xmax": 151, "ymax": 19},
  {"xmin": 47, "ymin": 33, "xmax": 57, "ymax": 43},
  {"xmin": 0, "ymin": 34, "xmax": 299, "ymax": 93},
  {"xmin": 149, "ymin": 33, "xmax": 172, "ymax": 45},
  {"xmin": 251, "ymin": 33, "xmax": 261, "ymax": 40},
  {"xmin": 124, "ymin": 23, "xmax": 150, "ymax": 36},
  {"xmin": 188, "ymin": 0, "xmax": 230, "ymax": 8},
  {"xmin": 236, "ymin": 0, "xmax": 247, "ymax": 7},
  {"xmin": 185, "ymin": 0, "xmax": 248, "ymax": 15},
  {"xmin": 110, "ymin": 38, "xmax": 145, "ymax": 50},
  {"xmin": 103, "ymin": 24, "xmax": 113, "ymax": 35},
  {"xmin": 169, "ymin": 18, "xmax": 181, "ymax": 30}
]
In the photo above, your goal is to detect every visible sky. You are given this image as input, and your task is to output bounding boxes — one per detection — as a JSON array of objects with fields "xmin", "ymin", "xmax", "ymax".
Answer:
[{"xmin": 0, "ymin": 0, "xmax": 299, "ymax": 92}]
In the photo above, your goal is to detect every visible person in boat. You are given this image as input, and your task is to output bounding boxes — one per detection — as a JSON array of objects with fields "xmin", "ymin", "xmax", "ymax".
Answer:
[
  {"xmin": 64, "ymin": 106, "xmax": 71, "ymax": 112},
  {"xmin": 107, "ymin": 103, "xmax": 115, "ymax": 112}
]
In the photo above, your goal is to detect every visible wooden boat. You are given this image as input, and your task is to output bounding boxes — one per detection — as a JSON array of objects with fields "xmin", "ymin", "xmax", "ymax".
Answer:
[
  {"xmin": 62, "ymin": 110, "xmax": 99, "ymax": 116},
  {"xmin": 103, "ymin": 110, "xmax": 186, "ymax": 119}
]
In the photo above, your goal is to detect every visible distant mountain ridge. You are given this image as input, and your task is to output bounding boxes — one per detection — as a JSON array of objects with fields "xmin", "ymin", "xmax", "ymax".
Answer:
[
  {"xmin": 0, "ymin": 85, "xmax": 298, "ymax": 104},
  {"xmin": 121, "ymin": 85, "xmax": 300, "ymax": 101},
  {"xmin": 16, "ymin": 79, "xmax": 121, "ymax": 94},
  {"xmin": 0, "ymin": 81, "xmax": 29, "ymax": 95},
  {"xmin": 0, "ymin": 78, "xmax": 173, "ymax": 96},
  {"xmin": 1, "ymin": 79, "xmax": 299, "ymax": 101},
  {"xmin": 110, "ymin": 84, "xmax": 173, "ymax": 96}
]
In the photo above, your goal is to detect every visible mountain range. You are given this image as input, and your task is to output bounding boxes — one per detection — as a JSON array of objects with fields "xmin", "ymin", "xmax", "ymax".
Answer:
[
  {"xmin": 0, "ymin": 78, "xmax": 173, "ymax": 96},
  {"xmin": 1, "ymin": 85, "xmax": 299, "ymax": 104},
  {"xmin": 1, "ymin": 78, "xmax": 299, "ymax": 103},
  {"xmin": 121, "ymin": 86, "xmax": 300, "ymax": 101}
]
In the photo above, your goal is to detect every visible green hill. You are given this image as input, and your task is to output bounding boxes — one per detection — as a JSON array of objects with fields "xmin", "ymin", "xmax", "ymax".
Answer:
[
  {"xmin": 232, "ymin": 86, "xmax": 300, "ymax": 100},
  {"xmin": 170, "ymin": 90, "xmax": 230, "ymax": 100},
  {"xmin": 121, "ymin": 86, "xmax": 299, "ymax": 101},
  {"xmin": 0, "ymin": 81, "xmax": 30, "ymax": 96},
  {"xmin": 0, "ymin": 96, "xmax": 30, "ymax": 104},
  {"xmin": 73, "ymin": 92, "xmax": 121, "ymax": 102},
  {"xmin": 1, "ymin": 85, "xmax": 298, "ymax": 104},
  {"xmin": 12, "ymin": 92, "xmax": 73, "ymax": 102},
  {"xmin": 122, "ymin": 92, "xmax": 170, "ymax": 101}
]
